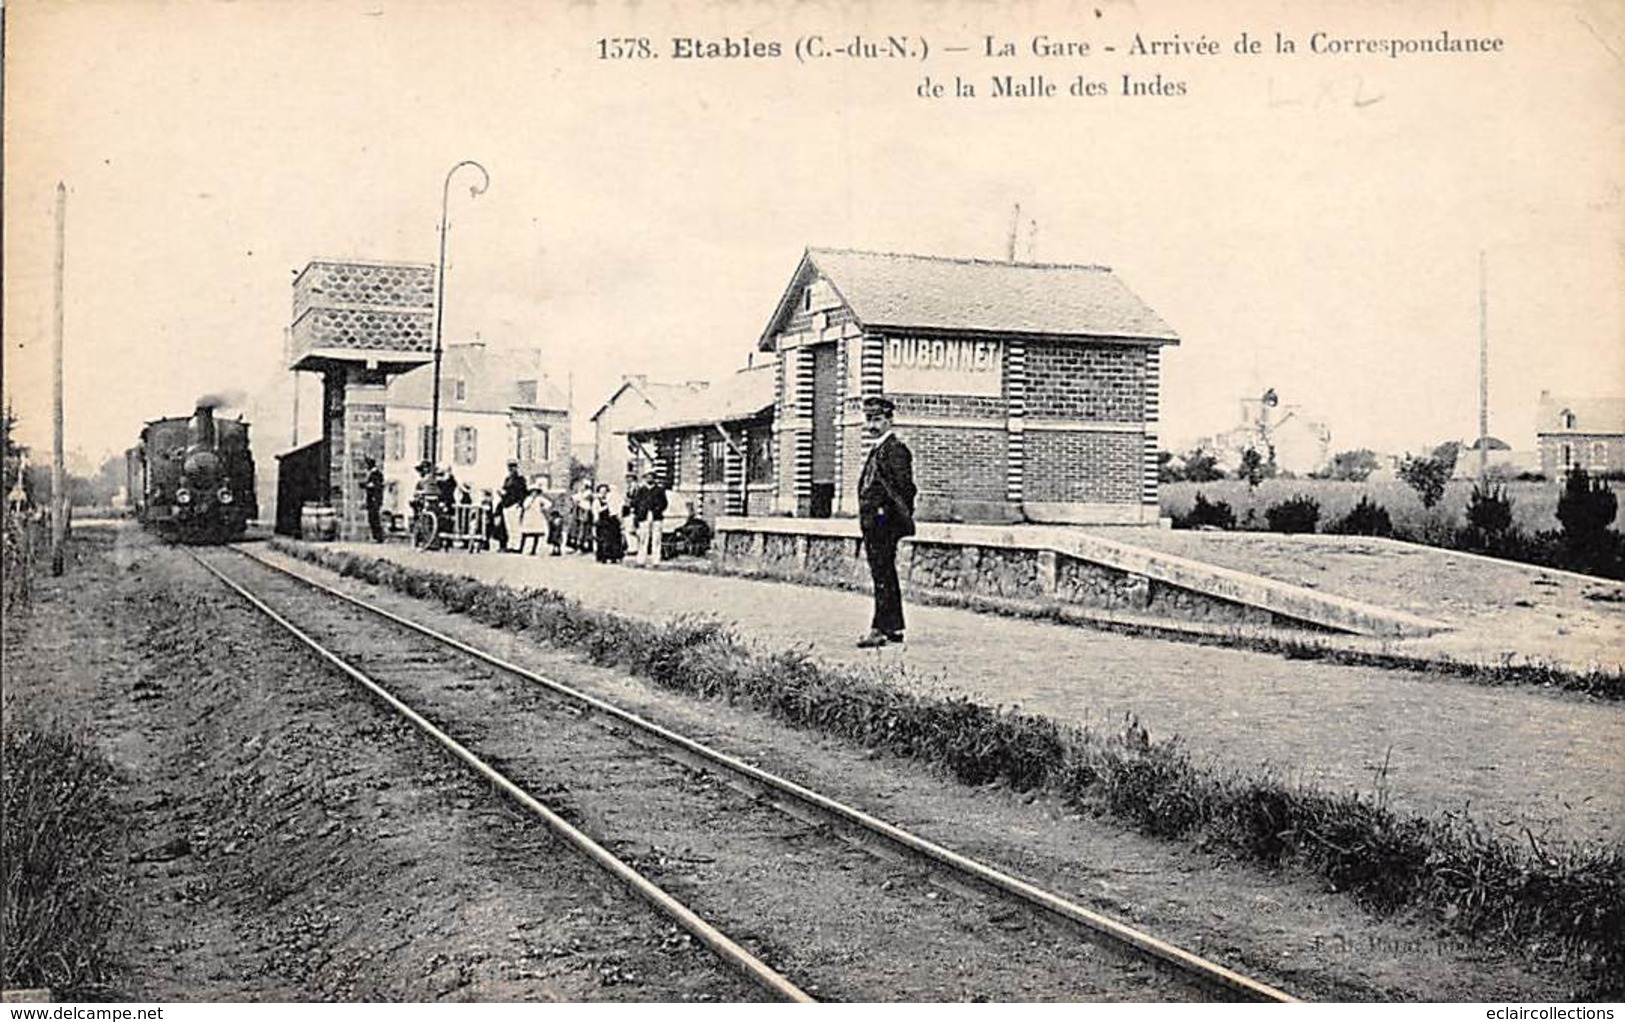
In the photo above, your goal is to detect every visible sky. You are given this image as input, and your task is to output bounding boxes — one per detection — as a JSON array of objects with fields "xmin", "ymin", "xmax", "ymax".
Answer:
[{"xmin": 5, "ymin": 0, "xmax": 1623, "ymax": 472}]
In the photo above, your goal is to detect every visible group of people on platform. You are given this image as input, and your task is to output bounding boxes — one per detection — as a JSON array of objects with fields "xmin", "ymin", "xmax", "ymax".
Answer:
[
  {"xmin": 361, "ymin": 391, "xmax": 911, "ymax": 648},
  {"xmin": 364, "ymin": 456, "xmax": 707, "ymax": 566}
]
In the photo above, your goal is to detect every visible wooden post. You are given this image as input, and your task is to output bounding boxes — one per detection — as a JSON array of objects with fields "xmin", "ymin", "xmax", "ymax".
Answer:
[{"xmin": 51, "ymin": 182, "xmax": 66, "ymax": 576}]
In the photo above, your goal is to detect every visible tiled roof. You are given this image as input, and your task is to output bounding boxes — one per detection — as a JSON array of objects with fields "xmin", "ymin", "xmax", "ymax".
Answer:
[
  {"xmin": 620, "ymin": 364, "xmax": 775, "ymax": 433},
  {"xmin": 1537, "ymin": 394, "xmax": 1625, "ymax": 435},
  {"xmin": 588, "ymin": 378, "xmax": 707, "ymax": 423},
  {"xmin": 761, "ymin": 248, "xmax": 1178, "ymax": 347},
  {"xmin": 387, "ymin": 343, "xmax": 568, "ymax": 413}
]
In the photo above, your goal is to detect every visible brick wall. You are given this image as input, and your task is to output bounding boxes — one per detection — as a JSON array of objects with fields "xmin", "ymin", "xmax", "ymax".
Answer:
[
  {"xmin": 1540, "ymin": 435, "xmax": 1625, "ymax": 477},
  {"xmin": 907, "ymin": 426, "xmax": 1007, "ymax": 502},
  {"xmin": 1024, "ymin": 431, "xmax": 1142, "ymax": 502},
  {"xmin": 319, "ymin": 367, "xmax": 389, "ymax": 540},
  {"xmin": 1025, "ymin": 342, "xmax": 1147, "ymax": 420},
  {"xmin": 889, "ymin": 394, "xmax": 1005, "ymax": 420}
]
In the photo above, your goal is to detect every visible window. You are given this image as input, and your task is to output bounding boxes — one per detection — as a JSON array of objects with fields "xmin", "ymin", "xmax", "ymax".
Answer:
[
  {"xmin": 703, "ymin": 432, "xmax": 727, "ymax": 484},
  {"xmin": 663, "ymin": 437, "xmax": 681, "ymax": 486},
  {"xmin": 453, "ymin": 379, "xmax": 467, "ymax": 402},
  {"xmin": 1593, "ymin": 442, "xmax": 1609, "ymax": 469},
  {"xmin": 517, "ymin": 425, "xmax": 550, "ymax": 463},
  {"xmin": 747, "ymin": 428, "xmax": 772, "ymax": 483},
  {"xmin": 386, "ymin": 422, "xmax": 405, "ymax": 462},
  {"xmin": 1562, "ymin": 443, "xmax": 1573, "ymax": 468},
  {"xmin": 516, "ymin": 380, "xmax": 538, "ymax": 405},
  {"xmin": 453, "ymin": 426, "xmax": 478, "ymax": 466},
  {"xmin": 418, "ymin": 424, "xmax": 443, "ymax": 464}
]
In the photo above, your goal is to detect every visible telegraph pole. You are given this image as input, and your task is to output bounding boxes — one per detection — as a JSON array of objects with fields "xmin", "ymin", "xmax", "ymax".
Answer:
[
  {"xmin": 1478, "ymin": 250, "xmax": 1488, "ymax": 485},
  {"xmin": 51, "ymin": 182, "xmax": 66, "ymax": 576}
]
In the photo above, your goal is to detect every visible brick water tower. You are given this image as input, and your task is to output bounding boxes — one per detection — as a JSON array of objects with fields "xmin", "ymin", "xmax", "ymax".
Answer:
[{"xmin": 288, "ymin": 259, "xmax": 436, "ymax": 540}]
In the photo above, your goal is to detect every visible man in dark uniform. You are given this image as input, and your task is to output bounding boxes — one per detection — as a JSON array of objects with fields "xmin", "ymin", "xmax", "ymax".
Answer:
[
  {"xmin": 498, "ymin": 459, "xmax": 527, "ymax": 553},
  {"xmin": 361, "ymin": 456, "xmax": 385, "ymax": 542},
  {"xmin": 856, "ymin": 395, "xmax": 916, "ymax": 648}
]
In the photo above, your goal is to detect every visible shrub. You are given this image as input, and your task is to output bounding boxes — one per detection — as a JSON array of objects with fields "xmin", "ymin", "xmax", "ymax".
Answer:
[
  {"xmin": 1321, "ymin": 448, "xmax": 1380, "ymax": 483},
  {"xmin": 1264, "ymin": 495, "xmax": 1320, "ymax": 534},
  {"xmin": 1399, "ymin": 452, "xmax": 1454, "ymax": 509},
  {"xmin": 1176, "ymin": 492, "xmax": 1235, "ymax": 530},
  {"xmin": 1326, "ymin": 496, "xmax": 1393, "ymax": 537},
  {"xmin": 1557, "ymin": 468, "xmax": 1623, "ymax": 578},
  {"xmin": 1238, "ymin": 446, "xmax": 1271, "ymax": 489},
  {"xmin": 1465, "ymin": 484, "xmax": 1514, "ymax": 536},
  {"xmin": 1458, "ymin": 484, "xmax": 1519, "ymax": 555}
]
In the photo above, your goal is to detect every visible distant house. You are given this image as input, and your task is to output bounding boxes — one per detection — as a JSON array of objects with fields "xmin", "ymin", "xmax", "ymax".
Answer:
[
  {"xmin": 1537, "ymin": 392, "xmax": 1625, "ymax": 477},
  {"xmin": 620, "ymin": 364, "xmax": 777, "ymax": 520},
  {"xmin": 1451, "ymin": 436, "xmax": 1539, "ymax": 479},
  {"xmin": 379, "ymin": 343, "xmax": 570, "ymax": 515},
  {"xmin": 1199, "ymin": 391, "xmax": 1332, "ymax": 477},
  {"xmin": 588, "ymin": 375, "xmax": 709, "ymax": 489}
]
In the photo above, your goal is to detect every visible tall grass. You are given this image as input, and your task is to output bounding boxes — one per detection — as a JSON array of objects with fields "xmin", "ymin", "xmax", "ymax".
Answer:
[
  {"xmin": 0, "ymin": 724, "xmax": 126, "ymax": 997},
  {"xmin": 1162, "ymin": 479, "xmax": 1625, "ymax": 536},
  {"xmin": 275, "ymin": 540, "xmax": 1625, "ymax": 994}
]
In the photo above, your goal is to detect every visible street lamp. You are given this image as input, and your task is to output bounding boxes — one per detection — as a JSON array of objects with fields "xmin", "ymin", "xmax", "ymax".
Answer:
[{"xmin": 429, "ymin": 159, "xmax": 490, "ymax": 469}]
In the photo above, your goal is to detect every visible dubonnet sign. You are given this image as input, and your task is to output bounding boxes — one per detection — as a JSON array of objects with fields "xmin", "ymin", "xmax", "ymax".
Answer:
[{"xmin": 884, "ymin": 337, "xmax": 1003, "ymax": 397}]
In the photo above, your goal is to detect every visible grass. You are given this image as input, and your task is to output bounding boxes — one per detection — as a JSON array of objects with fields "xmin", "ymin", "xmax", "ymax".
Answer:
[
  {"xmin": 273, "ymin": 539, "xmax": 1625, "ymax": 995},
  {"xmin": 1162, "ymin": 478, "xmax": 1625, "ymax": 536},
  {"xmin": 0, "ymin": 721, "xmax": 126, "ymax": 997}
]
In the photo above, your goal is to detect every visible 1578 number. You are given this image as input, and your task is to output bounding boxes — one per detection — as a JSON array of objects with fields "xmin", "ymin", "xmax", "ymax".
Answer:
[{"xmin": 597, "ymin": 37, "xmax": 655, "ymax": 59}]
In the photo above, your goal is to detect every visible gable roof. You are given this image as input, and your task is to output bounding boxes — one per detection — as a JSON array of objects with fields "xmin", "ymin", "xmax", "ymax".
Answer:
[
  {"xmin": 620, "ymin": 364, "xmax": 775, "ymax": 433},
  {"xmin": 588, "ymin": 377, "xmax": 709, "ymax": 423},
  {"xmin": 386, "ymin": 343, "xmax": 568, "ymax": 413},
  {"xmin": 1537, "ymin": 394, "xmax": 1625, "ymax": 435},
  {"xmin": 759, "ymin": 247, "xmax": 1179, "ymax": 349}
]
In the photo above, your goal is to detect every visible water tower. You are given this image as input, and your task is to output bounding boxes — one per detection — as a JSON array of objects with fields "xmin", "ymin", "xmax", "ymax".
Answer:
[{"xmin": 287, "ymin": 259, "xmax": 435, "ymax": 539}]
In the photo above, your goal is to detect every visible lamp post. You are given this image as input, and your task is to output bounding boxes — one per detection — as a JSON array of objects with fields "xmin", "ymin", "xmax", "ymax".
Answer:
[{"xmin": 429, "ymin": 160, "xmax": 490, "ymax": 469}]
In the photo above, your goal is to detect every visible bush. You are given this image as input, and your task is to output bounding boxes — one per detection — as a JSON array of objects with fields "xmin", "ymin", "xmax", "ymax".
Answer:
[
  {"xmin": 1466, "ymin": 484, "xmax": 1515, "ymax": 536},
  {"xmin": 1176, "ymin": 492, "xmax": 1235, "ymax": 530},
  {"xmin": 1557, "ymin": 468, "xmax": 1623, "ymax": 578},
  {"xmin": 1399, "ymin": 452, "xmax": 1454, "ymax": 509},
  {"xmin": 1326, "ymin": 496, "xmax": 1394, "ymax": 537},
  {"xmin": 1264, "ymin": 495, "xmax": 1320, "ymax": 534}
]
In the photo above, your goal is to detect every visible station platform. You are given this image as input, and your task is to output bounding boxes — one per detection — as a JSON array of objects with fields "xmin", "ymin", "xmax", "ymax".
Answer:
[{"xmin": 291, "ymin": 536, "xmax": 1624, "ymax": 846}]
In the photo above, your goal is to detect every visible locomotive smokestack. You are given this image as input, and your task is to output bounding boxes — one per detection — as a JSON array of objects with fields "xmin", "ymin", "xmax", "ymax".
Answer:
[{"xmin": 191, "ymin": 403, "xmax": 218, "ymax": 450}]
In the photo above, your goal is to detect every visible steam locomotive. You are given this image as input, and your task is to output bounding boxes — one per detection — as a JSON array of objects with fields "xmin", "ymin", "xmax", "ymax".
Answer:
[{"xmin": 126, "ymin": 403, "xmax": 258, "ymax": 542}]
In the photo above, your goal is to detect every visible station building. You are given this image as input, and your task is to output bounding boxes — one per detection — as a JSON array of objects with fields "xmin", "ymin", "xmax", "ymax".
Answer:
[
  {"xmin": 759, "ymin": 248, "xmax": 1179, "ymax": 525},
  {"xmin": 619, "ymin": 248, "xmax": 1180, "ymax": 527},
  {"xmin": 621, "ymin": 363, "xmax": 776, "ymax": 520}
]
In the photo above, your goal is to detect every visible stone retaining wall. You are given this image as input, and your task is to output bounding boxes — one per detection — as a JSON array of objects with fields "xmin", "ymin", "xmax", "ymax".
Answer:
[{"xmin": 713, "ymin": 526, "xmax": 1322, "ymax": 631}]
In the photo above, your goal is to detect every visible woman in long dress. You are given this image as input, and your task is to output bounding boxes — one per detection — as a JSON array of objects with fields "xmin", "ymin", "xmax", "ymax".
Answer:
[{"xmin": 520, "ymin": 485, "xmax": 552, "ymax": 556}]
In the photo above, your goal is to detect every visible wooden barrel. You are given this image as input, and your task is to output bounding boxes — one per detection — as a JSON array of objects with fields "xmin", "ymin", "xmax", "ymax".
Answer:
[{"xmin": 299, "ymin": 502, "xmax": 337, "ymax": 541}]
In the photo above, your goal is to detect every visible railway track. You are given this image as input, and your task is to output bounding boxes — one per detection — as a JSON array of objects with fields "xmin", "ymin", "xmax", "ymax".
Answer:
[{"xmin": 194, "ymin": 544, "xmax": 1299, "ymax": 1003}]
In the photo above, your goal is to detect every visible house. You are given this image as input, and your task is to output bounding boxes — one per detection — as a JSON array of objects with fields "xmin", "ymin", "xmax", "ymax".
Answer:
[
  {"xmin": 588, "ymin": 375, "xmax": 709, "ymax": 488},
  {"xmin": 1537, "ymin": 392, "xmax": 1625, "ymax": 477},
  {"xmin": 620, "ymin": 364, "xmax": 776, "ymax": 520},
  {"xmin": 755, "ymin": 248, "xmax": 1179, "ymax": 524},
  {"xmin": 377, "ymin": 343, "xmax": 570, "ymax": 516},
  {"xmin": 1199, "ymin": 391, "xmax": 1332, "ymax": 477}
]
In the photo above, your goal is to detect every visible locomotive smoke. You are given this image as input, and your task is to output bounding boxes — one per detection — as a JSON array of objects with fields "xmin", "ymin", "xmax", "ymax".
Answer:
[{"xmin": 196, "ymin": 389, "xmax": 247, "ymax": 411}]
